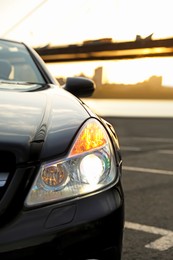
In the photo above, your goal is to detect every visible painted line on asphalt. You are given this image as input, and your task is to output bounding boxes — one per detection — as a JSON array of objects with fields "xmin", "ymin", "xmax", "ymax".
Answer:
[
  {"xmin": 122, "ymin": 136, "xmax": 173, "ymax": 143},
  {"xmin": 125, "ymin": 221, "xmax": 173, "ymax": 251},
  {"xmin": 123, "ymin": 166, "xmax": 173, "ymax": 176},
  {"xmin": 121, "ymin": 145, "xmax": 173, "ymax": 155},
  {"xmin": 157, "ymin": 150, "xmax": 173, "ymax": 155},
  {"xmin": 121, "ymin": 145, "xmax": 173, "ymax": 157},
  {"xmin": 122, "ymin": 146, "xmax": 173, "ymax": 155},
  {"xmin": 121, "ymin": 146, "xmax": 141, "ymax": 151}
]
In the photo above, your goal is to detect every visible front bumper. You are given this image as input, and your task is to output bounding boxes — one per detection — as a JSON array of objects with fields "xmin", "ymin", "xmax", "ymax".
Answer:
[{"xmin": 0, "ymin": 184, "xmax": 124, "ymax": 259}]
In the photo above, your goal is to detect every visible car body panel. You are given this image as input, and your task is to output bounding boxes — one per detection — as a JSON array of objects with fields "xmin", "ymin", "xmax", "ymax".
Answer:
[
  {"xmin": 0, "ymin": 85, "xmax": 90, "ymax": 163},
  {"xmin": 0, "ymin": 187, "xmax": 123, "ymax": 251}
]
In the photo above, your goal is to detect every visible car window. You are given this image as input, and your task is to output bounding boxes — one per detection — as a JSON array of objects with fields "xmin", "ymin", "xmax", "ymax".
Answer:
[{"xmin": 0, "ymin": 39, "xmax": 45, "ymax": 85}]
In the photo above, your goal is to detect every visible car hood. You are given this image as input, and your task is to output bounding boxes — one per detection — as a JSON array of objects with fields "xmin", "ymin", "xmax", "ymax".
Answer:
[{"xmin": 0, "ymin": 85, "xmax": 90, "ymax": 163}]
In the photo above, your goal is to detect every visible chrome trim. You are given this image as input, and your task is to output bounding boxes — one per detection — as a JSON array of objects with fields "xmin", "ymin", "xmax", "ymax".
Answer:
[{"xmin": 0, "ymin": 172, "xmax": 9, "ymax": 187}]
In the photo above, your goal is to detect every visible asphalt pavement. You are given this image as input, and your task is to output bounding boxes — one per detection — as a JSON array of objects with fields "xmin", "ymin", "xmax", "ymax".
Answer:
[{"xmin": 103, "ymin": 116, "xmax": 173, "ymax": 260}]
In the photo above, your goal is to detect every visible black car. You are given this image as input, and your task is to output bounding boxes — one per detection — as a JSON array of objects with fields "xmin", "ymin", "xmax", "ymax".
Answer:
[{"xmin": 0, "ymin": 38, "xmax": 124, "ymax": 260}]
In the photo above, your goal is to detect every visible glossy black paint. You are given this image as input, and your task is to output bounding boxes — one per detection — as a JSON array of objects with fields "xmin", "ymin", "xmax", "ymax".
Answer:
[
  {"xmin": 0, "ymin": 85, "xmax": 90, "ymax": 163},
  {"xmin": 0, "ymin": 39, "xmax": 124, "ymax": 260}
]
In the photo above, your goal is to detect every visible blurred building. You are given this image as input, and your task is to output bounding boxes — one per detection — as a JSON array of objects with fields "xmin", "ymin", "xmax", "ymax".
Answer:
[{"xmin": 93, "ymin": 66, "xmax": 103, "ymax": 87}]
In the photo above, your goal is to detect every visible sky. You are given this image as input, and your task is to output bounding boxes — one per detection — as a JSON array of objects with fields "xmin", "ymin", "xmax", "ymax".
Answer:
[
  {"xmin": 1, "ymin": 0, "xmax": 173, "ymax": 47},
  {"xmin": 1, "ymin": 0, "xmax": 173, "ymax": 86}
]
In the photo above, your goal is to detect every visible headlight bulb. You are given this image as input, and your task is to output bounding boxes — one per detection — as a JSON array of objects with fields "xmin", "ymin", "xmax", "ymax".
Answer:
[{"xmin": 80, "ymin": 154, "xmax": 104, "ymax": 185}]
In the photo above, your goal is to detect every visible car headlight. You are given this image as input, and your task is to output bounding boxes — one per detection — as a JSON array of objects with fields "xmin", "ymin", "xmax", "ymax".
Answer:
[{"xmin": 25, "ymin": 119, "xmax": 118, "ymax": 207}]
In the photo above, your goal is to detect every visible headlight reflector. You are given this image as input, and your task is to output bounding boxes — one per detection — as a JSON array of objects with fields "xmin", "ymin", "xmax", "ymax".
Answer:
[
  {"xmin": 40, "ymin": 164, "xmax": 69, "ymax": 191},
  {"xmin": 70, "ymin": 120, "xmax": 107, "ymax": 156}
]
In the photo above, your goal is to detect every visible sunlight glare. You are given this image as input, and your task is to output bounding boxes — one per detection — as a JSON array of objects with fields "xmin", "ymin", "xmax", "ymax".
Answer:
[
  {"xmin": 48, "ymin": 57, "xmax": 173, "ymax": 87},
  {"xmin": 2, "ymin": 0, "xmax": 173, "ymax": 86}
]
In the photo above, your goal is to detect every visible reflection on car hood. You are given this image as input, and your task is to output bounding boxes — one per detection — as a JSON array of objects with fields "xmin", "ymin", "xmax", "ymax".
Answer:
[{"xmin": 0, "ymin": 85, "xmax": 90, "ymax": 163}]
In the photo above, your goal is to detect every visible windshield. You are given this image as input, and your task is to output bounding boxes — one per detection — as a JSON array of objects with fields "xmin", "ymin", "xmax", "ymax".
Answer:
[{"xmin": 0, "ymin": 39, "xmax": 45, "ymax": 88}]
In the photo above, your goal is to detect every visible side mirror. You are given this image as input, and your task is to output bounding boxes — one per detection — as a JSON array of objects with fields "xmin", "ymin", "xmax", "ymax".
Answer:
[{"xmin": 63, "ymin": 77, "xmax": 95, "ymax": 97}]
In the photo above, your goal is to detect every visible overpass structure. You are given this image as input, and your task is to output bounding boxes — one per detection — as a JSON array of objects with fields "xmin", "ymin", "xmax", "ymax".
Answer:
[{"xmin": 35, "ymin": 37, "xmax": 173, "ymax": 63}]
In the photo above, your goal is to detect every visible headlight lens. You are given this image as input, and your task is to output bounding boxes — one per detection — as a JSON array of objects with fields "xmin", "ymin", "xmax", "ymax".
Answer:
[{"xmin": 25, "ymin": 119, "xmax": 118, "ymax": 207}]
